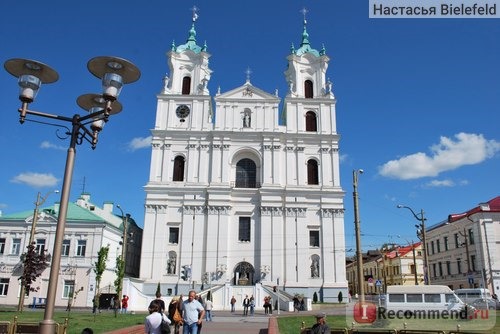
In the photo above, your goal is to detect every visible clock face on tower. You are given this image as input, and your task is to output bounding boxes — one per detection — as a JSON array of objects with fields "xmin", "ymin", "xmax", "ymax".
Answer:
[{"xmin": 176, "ymin": 104, "xmax": 190, "ymax": 121}]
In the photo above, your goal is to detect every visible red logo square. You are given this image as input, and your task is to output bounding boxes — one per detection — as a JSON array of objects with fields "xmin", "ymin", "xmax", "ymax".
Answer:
[{"xmin": 353, "ymin": 302, "xmax": 377, "ymax": 323}]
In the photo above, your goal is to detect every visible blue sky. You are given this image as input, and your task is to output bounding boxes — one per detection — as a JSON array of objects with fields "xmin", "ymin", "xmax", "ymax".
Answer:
[{"xmin": 0, "ymin": 1, "xmax": 498, "ymax": 255}]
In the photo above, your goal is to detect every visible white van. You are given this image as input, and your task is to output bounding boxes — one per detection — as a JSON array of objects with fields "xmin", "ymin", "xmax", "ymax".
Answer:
[
  {"xmin": 454, "ymin": 288, "xmax": 491, "ymax": 304},
  {"xmin": 385, "ymin": 285, "xmax": 467, "ymax": 314}
]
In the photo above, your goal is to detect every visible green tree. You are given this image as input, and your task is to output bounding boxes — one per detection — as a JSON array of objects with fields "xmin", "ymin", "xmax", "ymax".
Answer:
[
  {"xmin": 156, "ymin": 282, "xmax": 161, "ymax": 297},
  {"xmin": 114, "ymin": 255, "xmax": 125, "ymax": 301},
  {"xmin": 93, "ymin": 246, "xmax": 109, "ymax": 311},
  {"xmin": 18, "ymin": 243, "xmax": 49, "ymax": 311}
]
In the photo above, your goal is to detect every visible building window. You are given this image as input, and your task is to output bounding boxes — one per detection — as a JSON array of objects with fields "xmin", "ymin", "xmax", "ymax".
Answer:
[
  {"xmin": 468, "ymin": 229, "xmax": 474, "ymax": 245},
  {"xmin": 432, "ymin": 263, "xmax": 437, "ymax": 278},
  {"xmin": 444, "ymin": 236, "xmax": 449, "ymax": 251},
  {"xmin": 438, "ymin": 262, "xmax": 443, "ymax": 276},
  {"xmin": 446, "ymin": 261, "xmax": 451, "ymax": 275},
  {"xmin": 307, "ymin": 159, "xmax": 319, "ymax": 185},
  {"xmin": 0, "ymin": 278, "xmax": 8, "ymax": 296},
  {"xmin": 305, "ymin": 111, "xmax": 317, "ymax": 132},
  {"xmin": 454, "ymin": 233, "xmax": 459, "ymax": 248},
  {"xmin": 76, "ymin": 240, "xmax": 86, "ymax": 257},
  {"xmin": 173, "ymin": 156, "xmax": 185, "ymax": 181},
  {"xmin": 235, "ymin": 158, "xmax": 257, "ymax": 188},
  {"xmin": 457, "ymin": 258, "xmax": 462, "ymax": 274},
  {"xmin": 62, "ymin": 240, "xmax": 70, "ymax": 256},
  {"xmin": 63, "ymin": 280, "xmax": 75, "ymax": 299},
  {"xmin": 182, "ymin": 76, "xmax": 191, "ymax": 95},
  {"xmin": 169, "ymin": 227, "xmax": 179, "ymax": 244},
  {"xmin": 471, "ymin": 255, "xmax": 476, "ymax": 272},
  {"xmin": 35, "ymin": 239, "xmax": 46, "ymax": 255},
  {"xmin": 410, "ymin": 264, "xmax": 415, "ymax": 275},
  {"xmin": 0, "ymin": 238, "xmax": 5, "ymax": 254},
  {"xmin": 11, "ymin": 238, "xmax": 21, "ymax": 255},
  {"xmin": 304, "ymin": 80, "xmax": 313, "ymax": 98},
  {"xmin": 436, "ymin": 240, "xmax": 441, "ymax": 253},
  {"xmin": 238, "ymin": 217, "xmax": 251, "ymax": 242},
  {"xmin": 309, "ymin": 231, "xmax": 320, "ymax": 247},
  {"xmin": 431, "ymin": 241, "xmax": 435, "ymax": 254}
]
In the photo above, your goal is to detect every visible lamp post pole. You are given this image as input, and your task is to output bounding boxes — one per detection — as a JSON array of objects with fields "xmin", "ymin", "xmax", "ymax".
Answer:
[
  {"xmin": 4, "ymin": 56, "xmax": 140, "ymax": 334},
  {"xmin": 17, "ymin": 190, "xmax": 59, "ymax": 312},
  {"xmin": 397, "ymin": 205, "xmax": 430, "ymax": 285},
  {"xmin": 353, "ymin": 169, "xmax": 364, "ymax": 303}
]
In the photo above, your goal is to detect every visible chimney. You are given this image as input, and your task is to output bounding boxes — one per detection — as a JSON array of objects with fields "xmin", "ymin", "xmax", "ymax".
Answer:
[{"xmin": 103, "ymin": 201, "xmax": 114, "ymax": 213}]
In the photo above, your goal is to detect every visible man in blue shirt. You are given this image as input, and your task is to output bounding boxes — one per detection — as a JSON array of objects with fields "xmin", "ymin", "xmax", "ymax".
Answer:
[{"xmin": 182, "ymin": 290, "xmax": 205, "ymax": 334}]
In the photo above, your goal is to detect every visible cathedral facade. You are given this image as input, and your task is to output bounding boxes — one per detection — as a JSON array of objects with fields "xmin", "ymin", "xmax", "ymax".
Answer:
[{"xmin": 140, "ymin": 15, "xmax": 347, "ymax": 303}]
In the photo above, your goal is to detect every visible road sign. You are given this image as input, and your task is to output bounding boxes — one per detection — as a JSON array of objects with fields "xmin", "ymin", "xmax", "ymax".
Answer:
[{"xmin": 375, "ymin": 280, "xmax": 382, "ymax": 287}]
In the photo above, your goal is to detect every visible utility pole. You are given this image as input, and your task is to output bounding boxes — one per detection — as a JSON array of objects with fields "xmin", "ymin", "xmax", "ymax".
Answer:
[
  {"xmin": 411, "ymin": 242, "xmax": 418, "ymax": 285},
  {"xmin": 18, "ymin": 190, "xmax": 58, "ymax": 312},
  {"xmin": 353, "ymin": 169, "xmax": 364, "ymax": 302},
  {"xmin": 459, "ymin": 228, "xmax": 472, "ymax": 287}
]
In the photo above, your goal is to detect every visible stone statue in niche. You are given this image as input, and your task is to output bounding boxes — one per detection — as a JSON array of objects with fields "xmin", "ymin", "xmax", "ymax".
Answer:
[
  {"xmin": 243, "ymin": 113, "xmax": 251, "ymax": 128},
  {"xmin": 311, "ymin": 258, "xmax": 320, "ymax": 278},
  {"xmin": 167, "ymin": 256, "xmax": 176, "ymax": 274}
]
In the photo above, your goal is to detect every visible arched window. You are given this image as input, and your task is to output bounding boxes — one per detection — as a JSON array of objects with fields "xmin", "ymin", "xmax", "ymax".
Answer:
[
  {"xmin": 182, "ymin": 76, "xmax": 191, "ymax": 95},
  {"xmin": 235, "ymin": 158, "xmax": 257, "ymax": 188},
  {"xmin": 305, "ymin": 111, "xmax": 317, "ymax": 132},
  {"xmin": 305, "ymin": 80, "xmax": 313, "ymax": 98},
  {"xmin": 173, "ymin": 156, "xmax": 185, "ymax": 181},
  {"xmin": 307, "ymin": 159, "xmax": 319, "ymax": 185}
]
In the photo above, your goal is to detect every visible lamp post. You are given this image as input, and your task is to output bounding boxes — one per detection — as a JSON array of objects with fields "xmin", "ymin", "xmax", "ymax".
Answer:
[
  {"xmin": 116, "ymin": 204, "xmax": 130, "ymax": 299},
  {"xmin": 397, "ymin": 205, "xmax": 430, "ymax": 285},
  {"xmin": 4, "ymin": 56, "xmax": 140, "ymax": 334},
  {"xmin": 17, "ymin": 190, "xmax": 59, "ymax": 312},
  {"xmin": 353, "ymin": 169, "xmax": 364, "ymax": 303}
]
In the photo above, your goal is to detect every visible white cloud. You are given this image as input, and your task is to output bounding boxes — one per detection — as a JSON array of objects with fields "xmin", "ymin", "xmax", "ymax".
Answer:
[
  {"xmin": 11, "ymin": 172, "xmax": 59, "ymax": 188},
  {"xmin": 128, "ymin": 136, "xmax": 152, "ymax": 151},
  {"xmin": 40, "ymin": 141, "xmax": 66, "ymax": 150},
  {"xmin": 424, "ymin": 179, "xmax": 455, "ymax": 188},
  {"xmin": 378, "ymin": 133, "xmax": 500, "ymax": 180}
]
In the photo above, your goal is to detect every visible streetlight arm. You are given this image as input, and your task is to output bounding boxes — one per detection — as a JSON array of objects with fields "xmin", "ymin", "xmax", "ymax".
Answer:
[{"xmin": 397, "ymin": 205, "xmax": 425, "ymax": 222}]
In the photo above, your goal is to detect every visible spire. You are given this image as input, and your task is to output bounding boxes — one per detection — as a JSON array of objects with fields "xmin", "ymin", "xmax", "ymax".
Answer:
[
  {"xmin": 293, "ymin": 7, "xmax": 321, "ymax": 57},
  {"xmin": 300, "ymin": 8, "xmax": 310, "ymax": 48},
  {"xmin": 174, "ymin": 6, "xmax": 204, "ymax": 54},
  {"xmin": 245, "ymin": 67, "xmax": 252, "ymax": 84}
]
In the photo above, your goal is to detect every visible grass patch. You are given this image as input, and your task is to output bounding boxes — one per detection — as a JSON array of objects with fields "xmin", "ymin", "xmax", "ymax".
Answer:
[{"xmin": 0, "ymin": 308, "xmax": 146, "ymax": 334}]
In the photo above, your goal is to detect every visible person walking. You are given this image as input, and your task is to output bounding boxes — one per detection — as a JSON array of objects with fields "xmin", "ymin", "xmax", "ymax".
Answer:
[
  {"xmin": 311, "ymin": 313, "xmax": 330, "ymax": 334},
  {"xmin": 121, "ymin": 295, "xmax": 129, "ymax": 314},
  {"xmin": 230, "ymin": 296, "xmax": 236, "ymax": 313},
  {"xmin": 204, "ymin": 298, "xmax": 213, "ymax": 321},
  {"xmin": 168, "ymin": 296, "xmax": 182, "ymax": 334},
  {"xmin": 154, "ymin": 292, "xmax": 166, "ymax": 313},
  {"xmin": 249, "ymin": 296, "xmax": 255, "ymax": 316},
  {"xmin": 242, "ymin": 295, "xmax": 249, "ymax": 316},
  {"xmin": 182, "ymin": 290, "xmax": 205, "ymax": 334},
  {"xmin": 145, "ymin": 299, "xmax": 171, "ymax": 334}
]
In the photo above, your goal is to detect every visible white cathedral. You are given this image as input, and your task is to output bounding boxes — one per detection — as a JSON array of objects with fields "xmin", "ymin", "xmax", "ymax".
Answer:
[{"xmin": 139, "ymin": 13, "xmax": 347, "ymax": 307}]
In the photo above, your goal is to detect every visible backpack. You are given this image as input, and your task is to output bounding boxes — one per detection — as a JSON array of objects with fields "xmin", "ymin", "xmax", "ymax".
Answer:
[{"xmin": 159, "ymin": 312, "xmax": 171, "ymax": 334}]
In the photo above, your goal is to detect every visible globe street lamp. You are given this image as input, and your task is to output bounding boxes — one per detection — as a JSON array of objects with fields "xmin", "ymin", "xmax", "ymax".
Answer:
[
  {"xmin": 17, "ymin": 190, "xmax": 59, "ymax": 312},
  {"xmin": 4, "ymin": 56, "xmax": 140, "ymax": 334},
  {"xmin": 353, "ymin": 169, "xmax": 364, "ymax": 302},
  {"xmin": 397, "ymin": 205, "xmax": 430, "ymax": 285}
]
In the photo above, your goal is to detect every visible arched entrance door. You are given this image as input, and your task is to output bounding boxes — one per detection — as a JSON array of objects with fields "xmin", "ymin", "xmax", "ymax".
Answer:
[{"xmin": 232, "ymin": 261, "xmax": 255, "ymax": 285}]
